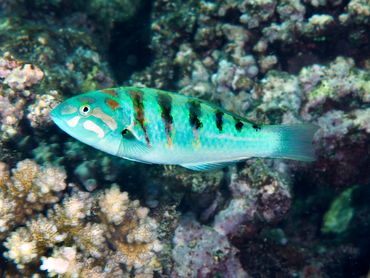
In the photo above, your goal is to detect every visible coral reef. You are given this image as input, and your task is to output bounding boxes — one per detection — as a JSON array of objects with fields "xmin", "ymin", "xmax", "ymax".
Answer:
[
  {"xmin": 1, "ymin": 160, "xmax": 163, "ymax": 277},
  {"xmin": 1, "ymin": 0, "xmax": 370, "ymax": 276}
]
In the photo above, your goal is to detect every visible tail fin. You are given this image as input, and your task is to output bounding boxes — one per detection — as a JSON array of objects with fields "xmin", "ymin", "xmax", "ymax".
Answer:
[{"xmin": 268, "ymin": 124, "xmax": 320, "ymax": 162}]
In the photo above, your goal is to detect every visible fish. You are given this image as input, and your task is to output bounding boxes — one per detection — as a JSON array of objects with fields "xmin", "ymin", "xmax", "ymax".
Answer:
[{"xmin": 50, "ymin": 87, "xmax": 320, "ymax": 172}]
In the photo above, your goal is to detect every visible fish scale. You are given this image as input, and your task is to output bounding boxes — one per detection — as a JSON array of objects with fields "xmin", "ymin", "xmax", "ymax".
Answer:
[
  {"xmin": 137, "ymin": 88, "xmax": 276, "ymax": 162},
  {"xmin": 50, "ymin": 86, "xmax": 320, "ymax": 171}
]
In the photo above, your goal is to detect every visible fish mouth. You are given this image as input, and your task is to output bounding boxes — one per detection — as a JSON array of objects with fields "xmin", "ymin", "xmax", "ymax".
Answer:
[
  {"xmin": 50, "ymin": 110, "xmax": 66, "ymax": 129},
  {"xmin": 49, "ymin": 110, "xmax": 59, "ymax": 122}
]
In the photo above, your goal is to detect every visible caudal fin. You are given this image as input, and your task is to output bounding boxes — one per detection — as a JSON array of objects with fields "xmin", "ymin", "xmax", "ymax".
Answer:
[{"xmin": 268, "ymin": 124, "xmax": 320, "ymax": 162}]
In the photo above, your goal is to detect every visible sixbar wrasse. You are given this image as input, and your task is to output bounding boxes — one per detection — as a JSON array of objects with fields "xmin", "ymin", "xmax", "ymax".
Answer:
[{"xmin": 50, "ymin": 87, "xmax": 319, "ymax": 171}]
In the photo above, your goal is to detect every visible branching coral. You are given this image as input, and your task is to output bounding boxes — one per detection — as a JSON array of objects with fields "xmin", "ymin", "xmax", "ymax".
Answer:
[
  {"xmin": 0, "ymin": 159, "xmax": 66, "ymax": 239},
  {"xmin": 99, "ymin": 184, "xmax": 130, "ymax": 225},
  {"xmin": 98, "ymin": 185, "xmax": 163, "ymax": 274},
  {"xmin": 1, "ymin": 161, "xmax": 163, "ymax": 277}
]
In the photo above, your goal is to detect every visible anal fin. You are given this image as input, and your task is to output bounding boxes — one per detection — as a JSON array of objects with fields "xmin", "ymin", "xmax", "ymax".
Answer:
[{"xmin": 180, "ymin": 160, "xmax": 244, "ymax": 172}]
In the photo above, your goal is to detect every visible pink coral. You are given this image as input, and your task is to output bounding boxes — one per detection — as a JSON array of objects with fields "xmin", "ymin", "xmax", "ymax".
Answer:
[
  {"xmin": 0, "ymin": 95, "xmax": 25, "ymax": 139},
  {"xmin": 4, "ymin": 64, "xmax": 44, "ymax": 91},
  {"xmin": 0, "ymin": 52, "xmax": 18, "ymax": 78}
]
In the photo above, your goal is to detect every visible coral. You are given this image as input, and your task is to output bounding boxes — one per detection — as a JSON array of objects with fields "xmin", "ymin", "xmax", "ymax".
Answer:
[
  {"xmin": 0, "ymin": 161, "xmax": 10, "ymax": 188},
  {"xmin": 301, "ymin": 57, "xmax": 363, "ymax": 121},
  {"xmin": 49, "ymin": 189, "xmax": 94, "ymax": 227},
  {"xmin": 0, "ymin": 94, "xmax": 25, "ymax": 140},
  {"xmin": 166, "ymin": 167, "xmax": 224, "ymax": 194},
  {"xmin": 0, "ymin": 53, "xmax": 18, "ymax": 79},
  {"xmin": 0, "ymin": 13, "xmax": 114, "ymax": 99},
  {"xmin": 27, "ymin": 90, "xmax": 60, "ymax": 128},
  {"xmin": 315, "ymin": 110, "xmax": 353, "ymax": 140},
  {"xmin": 171, "ymin": 213, "xmax": 248, "ymax": 278},
  {"xmin": 99, "ymin": 185, "xmax": 163, "ymax": 274},
  {"xmin": 340, "ymin": 0, "xmax": 370, "ymax": 24},
  {"xmin": 292, "ymin": 56, "xmax": 370, "ymax": 190},
  {"xmin": 3, "ymin": 227, "xmax": 39, "ymax": 269},
  {"xmin": 32, "ymin": 142, "xmax": 62, "ymax": 165},
  {"xmin": 40, "ymin": 246, "xmax": 83, "ymax": 276},
  {"xmin": 0, "ymin": 192, "xmax": 17, "ymax": 240},
  {"xmin": 9, "ymin": 159, "xmax": 67, "ymax": 204},
  {"xmin": 214, "ymin": 161, "xmax": 292, "ymax": 237},
  {"xmin": 298, "ymin": 64, "xmax": 327, "ymax": 93},
  {"xmin": 214, "ymin": 197, "xmax": 256, "ymax": 236},
  {"xmin": 0, "ymin": 54, "xmax": 45, "ymax": 141},
  {"xmin": 258, "ymin": 55, "xmax": 278, "ymax": 73},
  {"xmin": 0, "ymin": 52, "xmax": 43, "ymax": 97},
  {"xmin": 4, "ymin": 64, "xmax": 44, "ymax": 92},
  {"xmin": 250, "ymin": 70, "xmax": 304, "ymax": 124},
  {"xmin": 99, "ymin": 184, "xmax": 130, "ymax": 226},
  {"xmin": 238, "ymin": 0, "xmax": 277, "ymax": 29},
  {"xmin": 0, "ymin": 159, "xmax": 66, "ymax": 240},
  {"xmin": 0, "ymin": 53, "xmax": 48, "ymax": 140},
  {"xmin": 277, "ymin": 0, "xmax": 306, "ymax": 21},
  {"xmin": 1, "ymin": 163, "xmax": 163, "ymax": 277},
  {"xmin": 221, "ymin": 23, "xmax": 250, "ymax": 44},
  {"xmin": 305, "ymin": 14, "xmax": 335, "ymax": 33},
  {"xmin": 353, "ymin": 108, "xmax": 370, "ymax": 132}
]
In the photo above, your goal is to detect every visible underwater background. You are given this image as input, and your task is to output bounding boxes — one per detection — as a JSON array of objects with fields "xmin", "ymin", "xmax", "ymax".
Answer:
[{"xmin": 0, "ymin": 0, "xmax": 369, "ymax": 277}]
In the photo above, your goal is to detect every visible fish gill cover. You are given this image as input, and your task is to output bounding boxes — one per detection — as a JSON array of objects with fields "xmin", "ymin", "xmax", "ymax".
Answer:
[{"xmin": 0, "ymin": 0, "xmax": 370, "ymax": 277}]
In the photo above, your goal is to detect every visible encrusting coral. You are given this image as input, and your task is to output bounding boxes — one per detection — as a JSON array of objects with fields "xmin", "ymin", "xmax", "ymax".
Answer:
[
  {"xmin": 1, "ymin": 160, "xmax": 163, "ymax": 277},
  {"xmin": 171, "ymin": 213, "xmax": 248, "ymax": 278}
]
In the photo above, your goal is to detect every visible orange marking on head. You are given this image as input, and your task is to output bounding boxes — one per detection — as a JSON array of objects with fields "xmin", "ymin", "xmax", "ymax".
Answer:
[
  {"xmin": 99, "ymin": 89, "xmax": 118, "ymax": 98},
  {"xmin": 105, "ymin": 98, "xmax": 119, "ymax": 110}
]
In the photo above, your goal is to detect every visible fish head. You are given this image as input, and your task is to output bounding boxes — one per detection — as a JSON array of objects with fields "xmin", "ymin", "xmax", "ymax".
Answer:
[{"xmin": 50, "ymin": 91, "xmax": 127, "ymax": 156}]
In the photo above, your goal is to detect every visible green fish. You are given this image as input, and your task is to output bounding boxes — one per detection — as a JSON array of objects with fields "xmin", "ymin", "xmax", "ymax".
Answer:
[{"xmin": 50, "ymin": 87, "xmax": 319, "ymax": 171}]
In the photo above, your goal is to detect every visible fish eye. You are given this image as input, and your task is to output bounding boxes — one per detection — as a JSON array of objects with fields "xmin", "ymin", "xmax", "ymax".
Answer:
[{"xmin": 78, "ymin": 104, "xmax": 92, "ymax": 117}]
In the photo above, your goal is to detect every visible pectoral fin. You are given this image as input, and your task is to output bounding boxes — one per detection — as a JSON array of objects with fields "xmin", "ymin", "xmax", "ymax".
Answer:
[{"xmin": 116, "ymin": 129, "xmax": 152, "ymax": 164}]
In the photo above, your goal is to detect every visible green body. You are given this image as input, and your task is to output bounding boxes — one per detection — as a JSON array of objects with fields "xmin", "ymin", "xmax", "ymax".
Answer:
[{"xmin": 50, "ymin": 87, "xmax": 319, "ymax": 171}]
